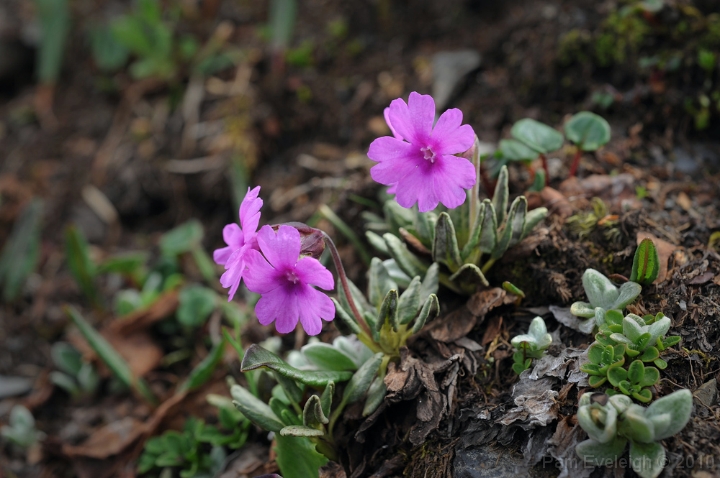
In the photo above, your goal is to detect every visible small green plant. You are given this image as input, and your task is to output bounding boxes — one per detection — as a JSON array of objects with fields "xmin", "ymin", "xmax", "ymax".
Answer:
[
  {"xmin": 366, "ymin": 164, "xmax": 547, "ymax": 294},
  {"xmin": 576, "ymin": 390, "xmax": 693, "ymax": 478},
  {"xmin": 629, "ymin": 238, "xmax": 659, "ymax": 285},
  {"xmin": 564, "ymin": 112, "xmax": 611, "ymax": 177},
  {"xmin": 511, "ymin": 316, "xmax": 552, "ymax": 374},
  {"xmin": 570, "ymin": 269, "xmax": 642, "ymax": 333},
  {"xmin": 0, "ymin": 199, "xmax": 43, "ymax": 302},
  {"xmin": 50, "ymin": 342, "xmax": 100, "ymax": 400},
  {"xmin": 1, "ymin": 405, "xmax": 45, "ymax": 449}
]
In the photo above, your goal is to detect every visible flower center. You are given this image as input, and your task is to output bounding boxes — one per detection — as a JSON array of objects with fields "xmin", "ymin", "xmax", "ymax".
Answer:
[
  {"xmin": 420, "ymin": 146, "xmax": 436, "ymax": 163},
  {"xmin": 285, "ymin": 270, "xmax": 299, "ymax": 284}
]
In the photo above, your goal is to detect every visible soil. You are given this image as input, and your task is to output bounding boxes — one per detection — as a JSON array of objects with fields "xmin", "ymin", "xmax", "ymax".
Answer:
[{"xmin": 1, "ymin": 0, "xmax": 720, "ymax": 477}]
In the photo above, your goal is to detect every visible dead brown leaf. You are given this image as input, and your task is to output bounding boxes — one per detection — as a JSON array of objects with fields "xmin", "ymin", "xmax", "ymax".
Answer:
[
  {"xmin": 481, "ymin": 316, "xmax": 503, "ymax": 347},
  {"xmin": 63, "ymin": 417, "xmax": 144, "ymax": 459},
  {"xmin": 108, "ymin": 290, "xmax": 179, "ymax": 335}
]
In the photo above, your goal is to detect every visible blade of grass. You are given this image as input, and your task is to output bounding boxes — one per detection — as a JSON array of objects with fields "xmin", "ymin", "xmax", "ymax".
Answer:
[{"xmin": 65, "ymin": 306, "xmax": 158, "ymax": 405}]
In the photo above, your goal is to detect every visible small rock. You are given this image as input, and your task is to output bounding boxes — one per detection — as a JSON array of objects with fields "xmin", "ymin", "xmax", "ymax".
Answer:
[
  {"xmin": 432, "ymin": 50, "xmax": 482, "ymax": 111},
  {"xmin": 694, "ymin": 378, "xmax": 717, "ymax": 407},
  {"xmin": 0, "ymin": 375, "xmax": 33, "ymax": 399}
]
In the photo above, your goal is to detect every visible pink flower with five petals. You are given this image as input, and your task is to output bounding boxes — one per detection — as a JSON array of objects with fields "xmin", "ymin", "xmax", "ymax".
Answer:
[
  {"xmin": 369, "ymin": 92, "xmax": 476, "ymax": 212},
  {"xmin": 244, "ymin": 225, "xmax": 335, "ymax": 336},
  {"xmin": 214, "ymin": 186, "xmax": 263, "ymax": 301}
]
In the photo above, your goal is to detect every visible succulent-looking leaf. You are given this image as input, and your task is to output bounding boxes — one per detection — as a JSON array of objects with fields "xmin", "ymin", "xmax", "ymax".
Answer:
[
  {"xmin": 502, "ymin": 281, "xmax": 525, "ymax": 298},
  {"xmin": 565, "ymin": 112, "xmax": 611, "ymax": 151},
  {"xmin": 582, "ymin": 269, "xmax": 619, "ymax": 310},
  {"xmin": 415, "ymin": 210, "xmax": 437, "ymax": 247},
  {"xmin": 377, "ymin": 289, "xmax": 399, "ymax": 332},
  {"xmin": 302, "ymin": 343, "xmax": 358, "ymax": 372},
  {"xmin": 570, "ymin": 301, "xmax": 596, "ymax": 319},
  {"xmin": 341, "ymin": 353, "xmax": 383, "ymax": 405},
  {"xmin": 279, "ymin": 425, "xmax": 324, "ymax": 437},
  {"xmin": 412, "ymin": 294, "xmax": 439, "ymax": 333},
  {"xmin": 575, "ymin": 436, "xmax": 627, "ymax": 466},
  {"xmin": 620, "ymin": 405, "xmax": 655, "ymax": 443},
  {"xmin": 492, "ymin": 166, "xmax": 509, "ymax": 225},
  {"xmin": 523, "ymin": 207, "xmax": 548, "ymax": 238},
  {"xmin": 363, "ymin": 376, "xmax": 387, "ymax": 417},
  {"xmin": 366, "ymin": 231, "xmax": 390, "ymax": 255},
  {"xmin": 383, "ymin": 234, "xmax": 428, "ymax": 279},
  {"xmin": 492, "ymin": 196, "xmax": 526, "ymax": 260},
  {"xmin": 447, "ymin": 263, "xmax": 490, "ymax": 289},
  {"xmin": 51, "ymin": 342, "xmax": 83, "ymax": 376},
  {"xmin": 461, "ymin": 202, "xmax": 486, "ymax": 260},
  {"xmin": 397, "ymin": 277, "xmax": 422, "ymax": 325},
  {"xmin": 420, "ymin": 263, "xmax": 439, "ymax": 298},
  {"xmin": 320, "ymin": 382, "xmax": 334, "ymax": 418},
  {"xmin": 577, "ymin": 403, "xmax": 617, "ymax": 443},
  {"xmin": 433, "ymin": 213, "xmax": 462, "ymax": 270},
  {"xmin": 511, "ymin": 118, "xmax": 564, "ymax": 154},
  {"xmin": 302, "ymin": 395, "xmax": 328, "ymax": 428},
  {"xmin": 241, "ymin": 345, "xmax": 353, "ymax": 386},
  {"xmin": 629, "ymin": 440, "xmax": 665, "ymax": 478},
  {"xmin": 368, "ymin": 258, "xmax": 398, "ymax": 309},
  {"xmin": 645, "ymin": 389, "xmax": 692, "ymax": 440},
  {"xmin": 630, "ymin": 239, "xmax": 660, "ymax": 285},
  {"xmin": 611, "ymin": 282, "xmax": 642, "ymax": 310},
  {"xmin": 230, "ymin": 385, "xmax": 285, "ymax": 433}
]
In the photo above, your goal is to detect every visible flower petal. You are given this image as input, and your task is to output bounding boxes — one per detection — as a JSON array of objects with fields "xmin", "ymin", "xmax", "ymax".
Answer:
[
  {"xmin": 295, "ymin": 256, "xmax": 334, "ymax": 290},
  {"xmin": 432, "ymin": 111, "xmax": 475, "ymax": 155},
  {"xmin": 296, "ymin": 285, "xmax": 335, "ymax": 335},
  {"xmin": 394, "ymin": 162, "xmax": 439, "ymax": 211},
  {"xmin": 407, "ymin": 92, "xmax": 435, "ymax": 141},
  {"xmin": 255, "ymin": 288, "xmax": 299, "ymax": 334},
  {"xmin": 431, "ymin": 155, "xmax": 476, "ymax": 210},
  {"xmin": 368, "ymin": 138, "xmax": 422, "ymax": 186},
  {"xmin": 239, "ymin": 186, "xmax": 263, "ymax": 236},
  {"xmin": 244, "ymin": 249, "xmax": 282, "ymax": 294},
  {"xmin": 256, "ymin": 225, "xmax": 301, "ymax": 269},
  {"xmin": 222, "ymin": 223, "xmax": 243, "ymax": 247},
  {"xmin": 384, "ymin": 107, "xmax": 403, "ymax": 140},
  {"xmin": 213, "ymin": 245, "xmax": 234, "ymax": 266},
  {"xmin": 220, "ymin": 256, "xmax": 246, "ymax": 301}
]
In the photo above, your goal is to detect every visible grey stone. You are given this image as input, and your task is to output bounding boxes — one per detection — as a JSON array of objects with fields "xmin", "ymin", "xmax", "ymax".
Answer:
[{"xmin": 432, "ymin": 50, "xmax": 482, "ymax": 111}]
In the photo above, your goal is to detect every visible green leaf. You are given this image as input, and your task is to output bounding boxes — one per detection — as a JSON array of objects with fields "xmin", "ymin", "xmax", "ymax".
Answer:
[
  {"xmin": 50, "ymin": 371, "xmax": 80, "ymax": 397},
  {"xmin": 412, "ymin": 294, "xmax": 439, "ymax": 333},
  {"xmin": 279, "ymin": 425, "xmax": 324, "ymax": 437},
  {"xmin": 630, "ymin": 239, "xmax": 660, "ymax": 285},
  {"xmin": 367, "ymin": 258, "xmax": 398, "ymax": 309},
  {"xmin": 397, "ymin": 277, "xmax": 422, "ymax": 325},
  {"xmin": 491, "ymin": 196, "xmax": 527, "ymax": 260},
  {"xmin": 88, "ymin": 26, "xmax": 129, "ymax": 71},
  {"xmin": 377, "ymin": 289, "xmax": 398, "ymax": 332},
  {"xmin": 522, "ymin": 207, "xmax": 547, "ymax": 238},
  {"xmin": 499, "ymin": 138, "xmax": 537, "ymax": 161},
  {"xmin": 570, "ymin": 301, "xmax": 596, "ymax": 319},
  {"xmin": 366, "ymin": 231, "xmax": 389, "ymax": 255},
  {"xmin": 420, "ymin": 263, "xmax": 439, "ymax": 297},
  {"xmin": 76, "ymin": 362, "xmax": 99, "ymax": 394},
  {"xmin": 302, "ymin": 395, "xmax": 328, "ymax": 428},
  {"xmin": 575, "ymin": 436, "xmax": 627, "ymax": 465},
  {"xmin": 301, "ymin": 343, "xmax": 358, "ymax": 372},
  {"xmin": 492, "ymin": 167, "xmax": 509, "ymax": 225},
  {"xmin": 582, "ymin": 269, "xmax": 618, "ymax": 310},
  {"xmin": 97, "ymin": 252, "xmax": 148, "ymax": 276},
  {"xmin": 241, "ymin": 345, "xmax": 353, "ymax": 387},
  {"xmin": 274, "ymin": 434, "xmax": 328, "ymax": 478},
  {"xmin": 432, "ymin": 213, "xmax": 462, "ymax": 270},
  {"xmin": 65, "ymin": 225, "xmax": 100, "ymax": 306},
  {"xmin": 627, "ymin": 360, "xmax": 645, "ymax": 384},
  {"xmin": 0, "ymin": 199, "xmax": 43, "ymax": 301},
  {"xmin": 448, "ymin": 263, "xmax": 489, "ymax": 289},
  {"xmin": 529, "ymin": 169, "xmax": 545, "ymax": 192},
  {"xmin": 65, "ymin": 306, "xmax": 157, "ymax": 405},
  {"xmin": 35, "ymin": 0, "xmax": 70, "ymax": 84},
  {"xmin": 177, "ymin": 285, "xmax": 217, "ymax": 327},
  {"xmin": 415, "ymin": 210, "xmax": 437, "ymax": 246},
  {"xmin": 607, "ymin": 367, "xmax": 627, "ymax": 387},
  {"xmin": 639, "ymin": 367, "xmax": 659, "ymax": 387},
  {"xmin": 564, "ymin": 112, "xmax": 611, "ymax": 151},
  {"xmin": 610, "ymin": 282, "xmax": 642, "ymax": 310},
  {"xmin": 383, "ymin": 233, "xmax": 428, "ymax": 278},
  {"xmin": 645, "ymin": 389, "xmax": 692, "ymax": 440},
  {"xmin": 511, "ymin": 118, "xmax": 564, "ymax": 154},
  {"xmin": 160, "ymin": 220, "xmax": 203, "ymax": 256},
  {"xmin": 588, "ymin": 375, "xmax": 607, "ymax": 387},
  {"xmin": 331, "ymin": 298, "xmax": 361, "ymax": 335},
  {"xmin": 320, "ymin": 382, "xmax": 334, "ymax": 418},
  {"xmin": 341, "ymin": 353, "xmax": 383, "ymax": 405},
  {"xmin": 178, "ymin": 338, "xmax": 225, "ymax": 393},
  {"xmin": 362, "ymin": 376, "xmax": 386, "ymax": 417},
  {"xmin": 461, "ymin": 201, "xmax": 486, "ymax": 261},
  {"xmin": 629, "ymin": 441, "xmax": 665, "ymax": 478},
  {"xmin": 230, "ymin": 384, "xmax": 285, "ymax": 433},
  {"xmin": 51, "ymin": 342, "xmax": 83, "ymax": 376}
]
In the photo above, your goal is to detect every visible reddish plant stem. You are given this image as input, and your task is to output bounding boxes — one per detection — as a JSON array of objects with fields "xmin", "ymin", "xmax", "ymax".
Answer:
[
  {"xmin": 539, "ymin": 153, "xmax": 549, "ymax": 187},
  {"xmin": 320, "ymin": 231, "xmax": 373, "ymax": 338},
  {"xmin": 568, "ymin": 149, "xmax": 583, "ymax": 177}
]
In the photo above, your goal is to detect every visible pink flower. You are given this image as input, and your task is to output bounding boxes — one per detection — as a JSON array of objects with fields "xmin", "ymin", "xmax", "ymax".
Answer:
[
  {"xmin": 244, "ymin": 225, "xmax": 335, "ymax": 336},
  {"xmin": 214, "ymin": 186, "xmax": 263, "ymax": 301},
  {"xmin": 369, "ymin": 92, "xmax": 476, "ymax": 212}
]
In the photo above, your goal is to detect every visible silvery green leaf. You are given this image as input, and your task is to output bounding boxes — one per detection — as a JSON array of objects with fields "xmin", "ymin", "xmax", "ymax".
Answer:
[
  {"xmin": 231, "ymin": 385, "xmax": 285, "ymax": 433},
  {"xmin": 362, "ymin": 376, "xmax": 387, "ymax": 417},
  {"xmin": 415, "ymin": 210, "xmax": 437, "ymax": 246},
  {"xmin": 579, "ymin": 317, "xmax": 597, "ymax": 334},
  {"xmin": 366, "ymin": 231, "xmax": 389, "ymax": 255},
  {"xmin": 377, "ymin": 289, "xmax": 399, "ymax": 332},
  {"xmin": 582, "ymin": 269, "xmax": 618, "ymax": 310},
  {"xmin": 491, "ymin": 196, "xmax": 526, "ymax": 260},
  {"xmin": 575, "ymin": 436, "xmax": 627, "ymax": 465},
  {"xmin": 241, "ymin": 345, "xmax": 353, "ymax": 386},
  {"xmin": 397, "ymin": 277, "xmax": 421, "ymax": 325},
  {"xmin": 320, "ymin": 382, "xmax": 334, "ymax": 418},
  {"xmin": 522, "ymin": 207, "xmax": 548, "ymax": 238},
  {"xmin": 279, "ymin": 425, "xmax": 324, "ymax": 437},
  {"xmin": 342, "ymin": 353, "xmax": 383, "ymax": 405},
  {"xmin": 620, "ymin": 404, "xmax": 655, "ymax": 444},
  {"xmin": 478, "ymin": 199, "xmax": 498, "ymax": 254},
  {"xmin": 461, "ymin": 201, "xmax": 486, "ymax": 261},
  {"xmin": 433, "ymin": 213, "xmax": 462, "ymax": 270},
  {"xmin": 76, "ymin": 362, "xmax": 99, "ymax": 393},
  {"xmin": 384, "ymin": 200, "xmax": 415, "ymax": 231},
  {"xmin": 610, "ymin": 281, "xmax": 642, "ymax": 310},
  {"xmin": 302, "ymin": 395, "xmax": 328, "ymax": 428},
  {"xmin": 623, "ymin": 316, "xmax": 645, "ymax": 343},
  {"xmin": 333, "ymin": 336, "xmax": 373, "ymax": 368},
  {"xmin": 50, "ymin": 372, "xmax": 80, "ymax": 397},
  {"xmin": 511, "ymin": 335, "xmax": 537, "ymax": 348},
  {"xmin": 331, "ymin": 298, "xmax": 361, "ymax": 335},
  {"xmin": 629, "ymin": 441, "xmax": 666, "ymax": 478},
  {"xmin": 383, "ymin": 233, "xmax": 428, "ymax": 278},
  {"xmin": 565, "ymin": 111, "xmax": 611, "ymax": 151},
  {"xmin": 528, "ymin": 317, "xmax": 552, "ymax": 349},
  {"xmin": 421, "ymin": 263, "xmax": 439, "ymax": 297},
  {"xmin": 646, "ymin": 316, "xmax": 671, "ymax": 346},
  {"xmin": 368, "ymin": 257, "xmax": 398, "ymax": 309},
  {"xmin": 275, "ymin": 433, "xmax": 328, "ymax": 477},
  {"xmin": 448, "ymin": 263, "xmax": 489, "ymax": 287},
  {"xmin": 577, "ymin": 403, "xmax": 617, "ymax": 443},
  {"xmin": 492, "ymin": 166, "xmax": 509, "ymax": 225},
  {"xmin": 51, "ymin": 342, "xmax": 83, "ymax": 376},
  {"xmin": 570, "ymin": 301, "xmax": 596, "ymax": 318},
  {"xmin": 273, "ymin": 372, "xmax": 304, "ymax": 405},
  {"xmin": 337, "ymin": 277, "xmax": 373, "ymax": 320},
  {"xmin": 608, "ymin": 394, "xmax": 633, "ymax": 413},
  {"xmin": 499, "ymin": 138, "xmax": 537, "ymax": 161},
  {"xmin": 511, "ymin": 118, "xmax": 564, "ymax": 154},
  {"xmin": 645, "ymin": 389, "xmax": 692, "ymax": 440},
  {"xmin": 382, "ymin": 259, "xmax": 411, "ymax": 288},
  {"xmin": 412, "ymin": 294, "xmax": 439, "ymax": 333},
  {"xmin": 610, "ymin": 333, "xmax": 633, "ymax": 345},
  {"xmin": 448, "ymin": 194, "xmax": 471, "ymax": 248},
  {"xmin": 301, "ymin": 343, "xmax": 358, "ymax": 372}
]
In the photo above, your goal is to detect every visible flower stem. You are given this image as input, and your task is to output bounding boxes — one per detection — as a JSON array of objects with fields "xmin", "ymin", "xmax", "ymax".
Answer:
[
  {"xmin": 469, "ymin": 137, "xmax": 482, "ymax": 236},
  {"xmin": 320, "ymin": 231, "xmax": 374, "ymax": 338},
  {"xmin": 568, "ymin": 148, "xmax": 583, "ymax": 177},
  {"xmin": 539, "ymin": 153, "xmax": 549, "ymax": 187}
]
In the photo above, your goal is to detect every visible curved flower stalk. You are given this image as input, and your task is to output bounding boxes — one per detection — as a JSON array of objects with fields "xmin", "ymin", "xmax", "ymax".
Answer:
[
  {"xmin": 366, "ymin": 162, "xmax": 547, "ymax": 294},
  {"xmin": 576, "ymin": 390, "xmax": 693, "ymax": 478}
]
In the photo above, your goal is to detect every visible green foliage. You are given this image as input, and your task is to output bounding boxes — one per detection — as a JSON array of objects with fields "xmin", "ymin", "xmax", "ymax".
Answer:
[
  {"xmin": 570, "ymin": 269, "xmax": 642, "ymax": 334},
  {"xmin": 511, "ymin": 317, "xmax": 552, "ymax": 374},
  {"xmin": 510, "ymin": 119, "xmax": 564, "ymax": 154},
  {"xmin": 177, "ymin": 285, "xmax": 217, "ymax": 327},
  {"xmin": 366, "ymin": 166, "xmax": 547, "ymax": 294},
  {"xmin": 0, "ymin": 406, "xmax": 44, "ymax": 449},
  {"xmin": 65, "ymin": 226, "xmax": 100, "ymax": 306},
  {"xmin": 576, "ymin": 390, "xmax": 693, "ymax": 478},
  {"xmin": 0, "ymin": 199, "xmax": 43, "ymax": 301},
  {"xmin": 630, "ymin": 238, "xmax": 659, "ymax": 285},
  {"xmin": 138, "ymin": 417, "xmax": 238, "ymax": 477},
  {"xmin": 34, "ymin": 0, "xmax": 70, "ymax": 84},
  {"xmin": 50, "ymin": 342, "xmax": 99, "ymax": 400},
  {"xmin": 565, "ymin": 112, "xmax": 611, "ymax": 151}
]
